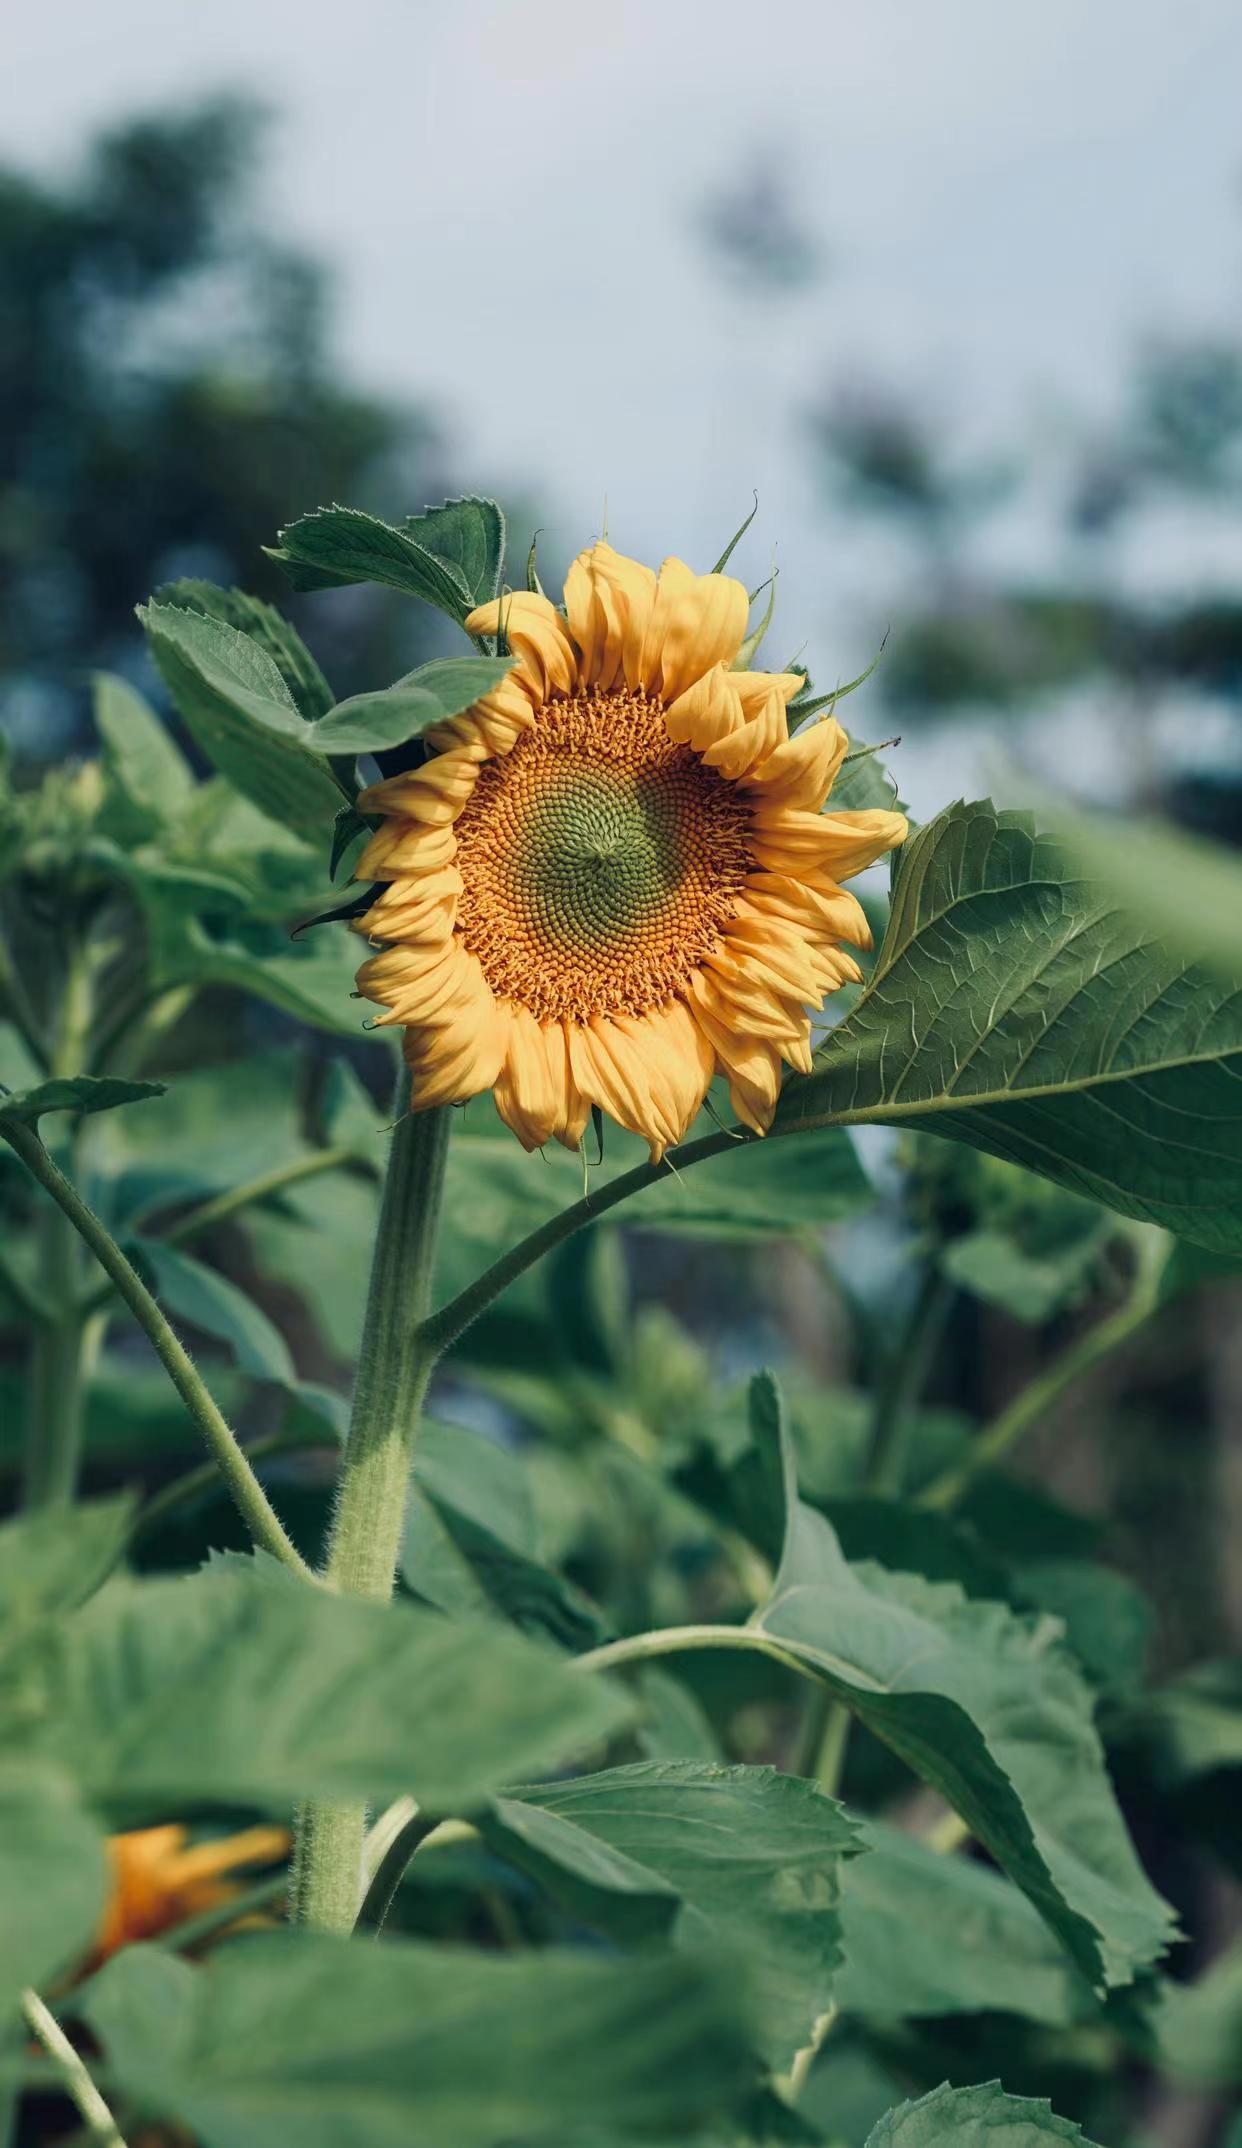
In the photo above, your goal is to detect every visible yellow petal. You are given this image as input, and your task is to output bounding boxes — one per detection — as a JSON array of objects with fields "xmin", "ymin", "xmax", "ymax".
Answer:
[
  {"xmin": 742, "ymin": 716, "xmax": 848, "ymax": 810},
  {"xmin": 563, "ymin": 542, "xmax": 658, "ymax": 692},
  {"xmin": 700, "ymin": 683, "xmax": 788, "ymax": 780},
  {"xmin": 568, "ymin": 1019, "xmax": 678, "ymax": 1162},
  {"xmin": 465, "ymin": 591, "xmax": 579, "ymax": 700},
  {"xmin": 404, "ymin": 998, "xmax": 507, "ymax": 1108},
  {"xmin": 636, "ymin": 558, "xmax": 750, "ymax": 702},
  {"xmin": 662, "ymin": 664, "xmax": 746, "ymax": 755},
  {"xmin": 734, "ymin": 670, "xmax": 806, "ymax": 716},
  {"xmin": 425, "ymin": 674, "xmax": 538, "ymax": 757},
  {"xmin": 493, "ymin": 1004, "xmax": 563, "ymax": 1150},
  {"xmin": 613, "ymin": 1000, "xmax": 715, "ymax": 1149}
]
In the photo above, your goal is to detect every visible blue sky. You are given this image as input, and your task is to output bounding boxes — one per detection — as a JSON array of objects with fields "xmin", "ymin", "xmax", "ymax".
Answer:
[{"xmin": 9, "ymin": 0, "xmax": 1242, "ymax": 808}]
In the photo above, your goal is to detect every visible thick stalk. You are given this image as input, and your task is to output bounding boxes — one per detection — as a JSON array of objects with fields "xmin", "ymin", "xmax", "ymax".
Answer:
[
  {"xmin": 291, "ymin": 1102, "xmax": 452, "ymax": 1934},
  {"xmin": 22, "ymin": 946, "xmax": 94, "ymax": 1508}
]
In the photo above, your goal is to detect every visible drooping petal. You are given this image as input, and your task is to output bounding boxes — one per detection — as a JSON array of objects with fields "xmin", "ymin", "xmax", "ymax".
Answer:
[
  {"xmin": 742, "ymin": 716, "xmax": 848, "ymax": 810},
  {"xmin": 613, "ymin": 999, "xmax": 715, "ymax": 1149},
  {"xmin": 563, "ymin": 542, "xmax": 658, "ymax": 692},
  {"xmin": 700, "ymin": 683, "xmax": 788, "ymax": 781},
  {"xmin": 662, "ymin": 664, "xmax": 747, "ymax": 755},
  {"xmin": 749, "ymin": 805, "xmax": 908, "ymax": 878},
  {"xmin": 493, "ymin": 1003, "xmax": 563, "ymax": 1150},
  {"xmin": 465, "ymin": 591, "xmax": 579, "ymax": 700},
  {"xmin": 636, "ymin": 558, "xmax": 750, "ymax": 702},
  {"xmin": 403, "ymin": 994, "xmax": 508, "ymax": 1108}
]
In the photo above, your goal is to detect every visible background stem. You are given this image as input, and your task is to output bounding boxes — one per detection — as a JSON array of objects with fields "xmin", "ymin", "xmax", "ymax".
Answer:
[
  {"xmin": 863, "ymin": 1264, "xmax": 952, "ymax": 1496},
  {"xmin": 22, "ymin": 941, "xmax": 94, "ymax": 1508},
  {"xmin": 291, "ymin": 1099, "xmax": 452, "ymax": 1934},
  {"xmin": 1, "ymin": 1116, "xmax": 311, "ymax": 1575},
  {"xmin": 21, "ymin": 1989, "xmax": 128, "ymax": 2147}
]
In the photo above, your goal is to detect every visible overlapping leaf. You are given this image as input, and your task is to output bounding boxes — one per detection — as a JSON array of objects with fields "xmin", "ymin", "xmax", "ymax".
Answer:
[
  {"xmin": 774, "ymin": 800, "xmax": 1242, "ymax": 1253},
  {"xmin": 266, "ymin": 497, "xmax": 506, "ymax": 624},
  {"xmin": 140, "ymin": 602, "xmax": 343, "ymax": 837},
  {"xmin": 748, "ymin": 1379, "xmax": 1175, "ymax": 1993},
  {"xmin": 17, "ymin": 1560, "xmax": 628, "ymax": 1823},
  {"xmin": 865, "ymin": 2082, "xmax": 1105, "ymax": 2148},
  {"xmin": 487, "ymin": 1761, "xmax": 864, "ymax": 2069},
  {"xmin": 83, "ymin": 1929, "xmax": 753, "ymax": 2148}
]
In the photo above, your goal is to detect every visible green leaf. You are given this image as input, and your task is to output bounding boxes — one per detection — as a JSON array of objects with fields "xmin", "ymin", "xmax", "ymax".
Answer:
[
  {"xmin": 266, "ymin": 498, "xmax": 506, "ymax": 624},
  {"xmin": 835, "ymin": 1820, "xmax": 1095, "ymax": 2026},
  {"xmin": 154, "ymin": 580, "xmax": 335, "ymax": 720},
  {"xmin": 1129, "ymin": 1658, "xmax": 1242, "ymax": 1784},
  {"xmin": 774, "ymin": 800, "xmax": 1242, "ymax": 1254},
  {"xmin": 0, "ymin": 1499, "xmax": 135, "ymax": 1633},
  {"xmin": 83, "ymin": 1927, "xmax": 752, "ymax": 2148},
  {"xmin": 1009, "ymin": 1557, "xmax": 1152, "ymax": 1700},
  {"xmin": 25, "ymin": 1561, "xmax": 628, "ymax": 1821},
  {"xmin": 941, "ymin": 1222, "xmax": 1107, "ymax": 1325},
  {"xmin": 140, "ymin": 602, "xmax": 342, "ymax": 838},
  {"xmin": 307, "ymin": 656, "xmax": 514, "ymax": 755},
  {"xmin": 750, "ymin": 1379, "xmax": 1175, "ymax": 1993},
  {"xmin": 488, "ymin": 1761, "xmax": 864, "ymax": 2069},
  {"xmin": 134, "ymin": 1239, "xmax": 296, "ymax": 1386},
  {"xmin": 1153, "ymin": 1938, "xmax": 1242, "ymax": 2086},
  {"xmin": 829, "ymin": 736, "xmax": 903, "ymax": 812},
  {"xmin": 0, "ymin": 1769, "xmax": 107, "ymax": 2008},
  {"xmin": 864, "ymin": 2082, "xmax": 1105, "ymax": 2148},
  {"xmin": 0, "ymin": 1075, "xmax": 164, "ymax": 1130},
  {"xmin": 402, "ymin": 1419, "xmax": 610, "ymax": 1651},
  {"xmin": 93, "ymin": 672, "xmax": 195, "ymax": 838}
]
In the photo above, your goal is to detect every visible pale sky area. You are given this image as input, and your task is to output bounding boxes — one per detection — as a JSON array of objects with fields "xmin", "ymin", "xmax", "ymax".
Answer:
[{"xmin": 7, "ymin": 0, "xmax": 1242, "ymax": 809}]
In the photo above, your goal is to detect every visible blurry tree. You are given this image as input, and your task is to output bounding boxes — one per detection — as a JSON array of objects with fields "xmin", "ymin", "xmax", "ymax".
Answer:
[
  {"xmin": 808, "ymin": 328, "xmax": 1242, "ymax": 840},
  {"xmin": 0, "ymin": 95, "xmax": 445, "ymax": 760}
]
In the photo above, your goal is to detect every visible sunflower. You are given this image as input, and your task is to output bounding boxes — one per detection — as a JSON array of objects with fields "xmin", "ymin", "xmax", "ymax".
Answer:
[
  {"xmin": 354, "ymin": 544, "xmax": 907, "ymax": 1160},
  {"xmin": 92, "ymin": 1823, "xmax": 289, "ymax": 1962}
]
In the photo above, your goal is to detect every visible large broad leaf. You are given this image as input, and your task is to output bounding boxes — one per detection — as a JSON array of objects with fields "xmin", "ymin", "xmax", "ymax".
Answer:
[
  {"xmin": 749, "ymin": 1380, "xmax": 1174, "ymax": 1993},
  {"xmin": 83, "ymin": 1928, "xmax": 752, "ymax": 2148},
  {"xmin": 134, "ymin": 1239, "xmax": 296, "ymax": 1387},
  {"xmin": 0, "ymin": 1075, "xmax": 164, "ymax": 1130},
  {"xmin": 487, "ymin": 1761, "xmax": 864, "ymax": 2070},
  {"xmin": 308, "ymin": 656, "xmax": 515, "ymax": 755},
  {"xmin": 864, "ymin": 2082, "xmax": 1105, "ymax": 2148},
  {"xmin": 0, "ymin": 1769, "xmax": 107, "ymax": 2008},
  {"xmin": 21, "ymin": 1561, "xmax": 627, "ymax": 1822},
  {"xmin": 140, "ymin": 602, "xmax": 342, "ymax": 838},
  {"xmin": 774, "ymin": 800, "xmax": 1242, "ymax": 1255},
  {"xmin": 267, "ymin": 498, "xmax": 506, "ymax": 624},
  {"xmin": 836, "ymin": 1821, "xmax": 1095, "ymax": 2027},
  {"xmin": 154, "ymin": 580, "xmax": 335, "ymax": 721},
  {"xmin": 402, "ymin": 1418, "xmax": 610, "ymax": 1651}
]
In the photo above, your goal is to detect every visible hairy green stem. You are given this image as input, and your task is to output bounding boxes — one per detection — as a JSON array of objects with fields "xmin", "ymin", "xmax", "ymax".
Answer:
[
  {"xmin": 128, "ymin": 1424, "xmax": 339, "ymax": 1549},
  {"xmin": 291, "ymin": 1103, "xmax": 452, "ymax": 1935},
  {"xmin": 574, "ymin": 1621, "xmax": 818, "ymax": 1686},
  {"xmin": 21, "ymin": 1988, "xmax": 129, "ymax": 2147},
  {"xmin": 919, "ymin": 1261, "xmax": 1162, "ymax": 1511},
  {"xmin": 421, "ymin": 1126, "xmax": 739, "ymax": 1356},
  {"xmin": 1, "ymin": 1116, "xmax": 312, "ymax": 1576}
]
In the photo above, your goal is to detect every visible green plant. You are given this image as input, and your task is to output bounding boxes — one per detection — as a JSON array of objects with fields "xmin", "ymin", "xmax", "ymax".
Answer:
[{"xmin": 1, "ymin": 496, "xmax": 1239, "ymax": 2148}]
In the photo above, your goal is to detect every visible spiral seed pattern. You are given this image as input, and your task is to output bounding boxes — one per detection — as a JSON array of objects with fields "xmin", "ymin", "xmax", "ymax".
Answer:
[{"xmin": 454, "ymin": 688, "xmax": 753, "ymax": 1021}]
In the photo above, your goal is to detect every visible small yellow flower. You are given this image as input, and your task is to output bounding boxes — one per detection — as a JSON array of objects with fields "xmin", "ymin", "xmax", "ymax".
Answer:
[
  {"xmin": 355, "ymin": 544, "xmax": 906, "ymax": 1159},
  {"xmin": 92, "ymin": 1823, "xmax": 289, "ymax": 1962}
]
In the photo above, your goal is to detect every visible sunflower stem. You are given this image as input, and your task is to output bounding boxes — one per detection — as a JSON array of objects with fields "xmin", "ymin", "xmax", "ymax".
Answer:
[
  {"xmin": 420, "ymin": 1125, "xmax": 741, "ymax": 1358},
  {"xmin": 0, "ymin": 1114, "xmax": 312, "ymax": 1576},
  {"xmin": 291, "ymin": 1098, "xmax": 452, "ymax": 1935}
]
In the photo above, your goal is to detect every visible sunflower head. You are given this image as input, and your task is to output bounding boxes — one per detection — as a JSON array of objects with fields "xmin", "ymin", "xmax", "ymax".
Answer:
[
  {"xmin": 92, "ymin": 1823, "xmax": 289, "ymax": 1963},
  {"xmin": 354, "ymin": 543, "xmax": 906, "ymax": 1160}
]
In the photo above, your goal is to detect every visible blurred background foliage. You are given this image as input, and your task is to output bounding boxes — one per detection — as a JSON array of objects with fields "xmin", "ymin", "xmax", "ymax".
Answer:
[{"xmin": 2, "ymin": 89, "xmax": 1241, "ymax": 2148}]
